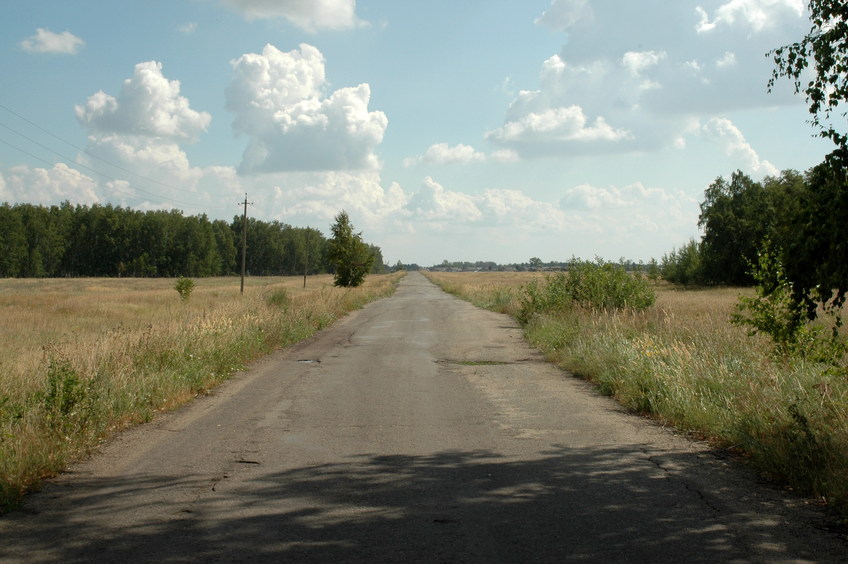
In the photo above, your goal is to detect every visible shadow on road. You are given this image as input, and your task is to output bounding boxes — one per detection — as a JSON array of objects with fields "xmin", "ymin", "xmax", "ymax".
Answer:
[{"xmin": 3, "ymin": 444, "xmax": 838, "ymax": 562}]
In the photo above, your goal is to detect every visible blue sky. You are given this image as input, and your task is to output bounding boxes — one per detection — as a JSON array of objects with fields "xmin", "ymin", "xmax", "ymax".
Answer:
[{"xmin": 0, "ymin": 0, "xmax": 833, "ymax": 265}]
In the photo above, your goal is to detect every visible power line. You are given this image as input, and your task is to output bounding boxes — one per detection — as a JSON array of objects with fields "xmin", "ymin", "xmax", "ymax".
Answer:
[
  {"xmin": 0, "ymin": 137, "xmax": 93, "ymax": 182},
  {"xmin": 0, "ymin": 102, "xmax": 206, "ymax": 197},
  {"xmin": 0, "ymin": 122, "xmax": 204, "ymax": 208},
  {"xmin": 0, "ymin": 102, "xmax": 234, "ymax": 211}
]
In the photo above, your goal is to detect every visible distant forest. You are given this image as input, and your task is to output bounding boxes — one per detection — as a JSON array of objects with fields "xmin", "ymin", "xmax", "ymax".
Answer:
[{"xmin": 0, "ymin": 202, "xmax": 385, "ymax": 278}]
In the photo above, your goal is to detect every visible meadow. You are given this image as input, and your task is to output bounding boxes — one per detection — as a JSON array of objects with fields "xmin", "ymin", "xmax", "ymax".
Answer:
[
  {"xmin": 0, "ymin": 273, "xmax": 402, "ymax": 510},
  {"xmin": 424, "ymin": 271, "xmax": 848, "ymax": 515}
]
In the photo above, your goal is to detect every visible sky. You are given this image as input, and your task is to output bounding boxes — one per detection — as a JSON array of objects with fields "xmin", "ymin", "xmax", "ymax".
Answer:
[{"xmin": 0, "ymin": 0, "xmax": 834, "ymax": 266}]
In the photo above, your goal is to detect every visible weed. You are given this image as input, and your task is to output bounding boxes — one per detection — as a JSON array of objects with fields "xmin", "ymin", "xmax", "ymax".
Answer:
[{"xmin": 43, "ymin": 357, "xmax": 85, "ymax": 418}]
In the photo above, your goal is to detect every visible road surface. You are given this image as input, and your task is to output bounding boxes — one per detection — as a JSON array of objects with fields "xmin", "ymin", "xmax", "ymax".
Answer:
[{"xmin": 1, "ymin": 272, "xmax": 845, "ymax": 562}]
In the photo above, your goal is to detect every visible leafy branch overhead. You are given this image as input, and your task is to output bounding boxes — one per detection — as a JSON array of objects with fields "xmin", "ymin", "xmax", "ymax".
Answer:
[{"xmin": 768, "ymin": 1, "xmax": 848, "ymax": 156}]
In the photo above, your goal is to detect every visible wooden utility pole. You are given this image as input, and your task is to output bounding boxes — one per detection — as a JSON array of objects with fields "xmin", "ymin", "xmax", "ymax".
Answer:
[{"xmin": 239, "ymin": 194, "xmax": 252, "ymax": 295}]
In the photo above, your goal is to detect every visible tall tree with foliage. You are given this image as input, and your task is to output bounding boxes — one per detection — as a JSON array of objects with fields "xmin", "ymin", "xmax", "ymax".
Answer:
[
  {"xmin": 767, "ymin": 1, "xmax": 848, "ymax": 320},
  {"xmin": 0, "ymin": 202, "xmax": 333, "ymax": 278},
  {"xmin": 327, "ymin": 210, "xmax": 374, "ymax": 287},
  {"xmin": 698, "ymin": 171, "xmax": 771, "ymax": 285},
  {"xmin": 780, "ymin": 161, "xmax": 848, "ymax": 320}
]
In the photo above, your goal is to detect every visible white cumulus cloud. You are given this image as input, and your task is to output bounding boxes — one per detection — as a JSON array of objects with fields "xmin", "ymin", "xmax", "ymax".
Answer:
[
  {"xmin": 75, "ymin": 61, "xmax": 211, "ymax": 142},
  {"xmin": 695, "ymin": 0, "xmax": 804, "ymax": 33},
  {"xmin": 19, "ymin": 28, "xmax": 85, "ymax": 54},
  {"xmin": 715, "ymin": 51, "xmax": 738, "ymax": 68},
  {"xmin": 261, "ymin": 171, "xmax": 401, "ymax": 224},
  {"xmin": 621, "ymin": 50, "xmax": 667, "ymax": 93},
  {"xmin": 701, "ymin": 117, "xmax": 779, "ymax": 176},
  {"xmin": 227, "ymin": 43, "xmax": 387, "ymax": 174},
  {"xmin": 495, "ymin": 1, "xmax": 808, "ymax": 162},
  {"xmin": 535, "ymin": 0, "xmax": 593, "ymax": 31},
  {"xmin": 561, "ymin": 182, "xmax": 674, "ymax": 211},
  {"xmin": 73, "ymin": 61, "xmax": 242, "ymax": 213},
  {"xmin": 478, "ymin": 189, "xmax": 566, "ymax": 230},
  {"xmin": 218, "ymin": 0, "xmax": 365, "ymax": 31},
  {"xmin": 406, "ymin": 177, "xmax": 482, "ymax": 222},
  {"xmin": 486, "ymin": 105, "xmax": 630, "ymax": 146},
  {"xmin": 621, "ymin": 50, "xmax": 667, "ymax": 77},
  {"xmin": 403, "ymin": 143, "xmax": 518, "ymax": 166},
  {"xmin": 419, "ymin": 143, "xmax": 486, "ymax": 165},
  {"xmin": 0, "ymin": 164, "xmax": 99, "ymax": 205}
]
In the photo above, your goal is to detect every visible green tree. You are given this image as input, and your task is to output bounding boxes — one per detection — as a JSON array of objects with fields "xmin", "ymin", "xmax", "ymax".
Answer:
[
  {"xmin": 780, "ymin": 161, "xmax": 848, "ymax": 320},
  {"xmin": 661, "ymin": 239, "xmax": 703, "ymax": 285},
  {"xmin": 212, "ymin": 219, "xmax": 237, "ymax": 275},
  {"xmin": 698, "ymin": 171, "xmax": 771, "ymax": 285},
  {"xmin": 367, "ymin": 243, "xmax": 386, "ymax": 274},
  {"xmin": 0, "ymin": 204, "xmax": 27, "ymax": 277},
  {"xmin": 328, "ymin": 210, "xmax": 374, "ymax": 287},
  {"xmin": 762, "ymin": 170, "xmax": 807, "ymax": 254},
  {"xmin": 768, "ymin": 4, "xmax": 848, "ymax": 320}
]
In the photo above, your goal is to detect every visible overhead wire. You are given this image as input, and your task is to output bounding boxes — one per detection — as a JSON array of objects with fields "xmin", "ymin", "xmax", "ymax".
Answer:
[
  {"xmin": 0, "ymin": 102, "xmax": 235, "ymax": 211},
  {"xmin": 0, "ymin": 102, "xmax": 209, "ymax": 197},
  {"xmin": 0, "ymin": 120, "xmax": 206, "ymax": 208}
]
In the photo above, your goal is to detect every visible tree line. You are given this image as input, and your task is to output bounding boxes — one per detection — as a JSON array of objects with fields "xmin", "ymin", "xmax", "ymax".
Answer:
[
  {"xmin": 0, "ymin": 201, "xmax": 385, "ymax": 278},
  {"xmin": 661, "ymin": 168, "xmax": 800, "ymax": 286},
  {"xmin": 661, "ymin": 159, "xmax": 844, "ymax": 306}
]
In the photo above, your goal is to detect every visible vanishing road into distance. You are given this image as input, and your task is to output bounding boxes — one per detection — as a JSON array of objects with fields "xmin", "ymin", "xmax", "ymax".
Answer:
[{"xmin": 1, "ymin": 272, "xmax": 845, "ymax": 562}]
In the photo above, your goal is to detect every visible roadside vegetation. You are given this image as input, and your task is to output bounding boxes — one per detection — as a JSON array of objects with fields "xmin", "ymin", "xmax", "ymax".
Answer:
[
  {"xmin": 0, "ymin": 273, "xmax": 402, "ymax": 511},
  {"xmin": 425, "ymin": 267, "xmax": 848, "ymax": 516}
]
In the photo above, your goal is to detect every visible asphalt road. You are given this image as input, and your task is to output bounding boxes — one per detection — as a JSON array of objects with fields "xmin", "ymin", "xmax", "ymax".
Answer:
[{"xmin": 1, "ymin": 272, "xmax": 845, "ymax": 563}]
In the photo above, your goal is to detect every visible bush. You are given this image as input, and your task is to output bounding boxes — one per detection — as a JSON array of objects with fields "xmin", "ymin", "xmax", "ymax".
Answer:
[
  {"xmin": 518, "ymin": 258, "xmax": 655, "ymax": 323},
  {"xmin": 174, "ymin": 277, "xmax": 195, "ymax": 303},
  {"xmin": 661, "ymin": 239, "xmax": 704, "ymax": 285},
  {"xmin": 267, "ymin": 289, "xmax": 290, "ymax": 308},
  {"xmin": 732, "ymin": 245, "xmax": 846, "ymax": 368}
]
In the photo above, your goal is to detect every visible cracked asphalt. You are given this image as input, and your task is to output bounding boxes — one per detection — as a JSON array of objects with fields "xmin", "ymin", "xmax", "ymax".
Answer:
[{"xmin": 1, "ymin": 272, "xmax": 846, "ymax": 562}]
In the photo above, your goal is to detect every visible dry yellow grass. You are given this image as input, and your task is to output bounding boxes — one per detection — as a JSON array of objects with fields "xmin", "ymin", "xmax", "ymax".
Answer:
[{"xmin": 0, "ymin": 276, "xmax": 338, "ymax": 400}]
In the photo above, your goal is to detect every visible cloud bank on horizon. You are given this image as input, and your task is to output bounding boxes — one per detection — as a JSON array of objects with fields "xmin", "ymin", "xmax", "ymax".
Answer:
[{"xmin": 0, "ymin": 0, "xmax": 830, "ymax": 265}]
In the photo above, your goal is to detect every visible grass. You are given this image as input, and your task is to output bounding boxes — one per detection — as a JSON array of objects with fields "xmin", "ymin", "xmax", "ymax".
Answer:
[
  {"xmin": 424, "ymin": 271, "xmax": 848, "ymax": 516},
  {"xmin": 0, "ymin": 273, "xmax": 403, "ymax": 511}
]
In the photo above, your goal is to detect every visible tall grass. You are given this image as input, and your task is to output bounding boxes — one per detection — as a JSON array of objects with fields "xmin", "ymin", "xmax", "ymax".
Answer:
[
  {"xmin": 0, "ymin": 274, "xmax": 402, "ymax": 511},
  {"xmin": 425, "ymin": 271, "xmax": 848, "ymax": 514}
]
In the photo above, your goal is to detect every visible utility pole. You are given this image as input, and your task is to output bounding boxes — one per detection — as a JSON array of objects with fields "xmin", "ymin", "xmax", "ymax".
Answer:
[{"xmin": 239, "ymin": 194, "xmax": 252, "ymax": 295}]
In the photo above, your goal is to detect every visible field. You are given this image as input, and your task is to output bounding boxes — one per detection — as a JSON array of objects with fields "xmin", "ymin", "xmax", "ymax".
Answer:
[
  {"xmin": 424, "ymin": 271, "xmax": 848, "ymax": 515},
  {"xmin": 0, "ymin": 273, "xmax": 402, "ymax": 510}
]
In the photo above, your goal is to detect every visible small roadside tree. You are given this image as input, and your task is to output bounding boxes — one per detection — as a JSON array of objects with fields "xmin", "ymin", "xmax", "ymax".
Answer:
[{"xmin": 327, "ymin": 210, "xmax": 374, "ymax": 288}]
